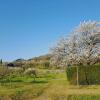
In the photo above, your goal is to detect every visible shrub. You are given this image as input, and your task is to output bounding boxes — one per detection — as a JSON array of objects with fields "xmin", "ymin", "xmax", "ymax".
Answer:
[
  {"xmin": 42, "ymin": 61, "xmax": 50, "ymax": 68},
  {"xmin": 0, "ymin": 66, "xmax": 24, "ymax": 83},
  {"xmin": 24, "ymin": 68, "xmax": 37, "ymax": 80},
  {"xmin": 0, "ymin": 67, "xmax": 11, "ymax": 80},
  {"xmin": 66, "ymin": 64, "xmax": 100, "ymax": 85}
]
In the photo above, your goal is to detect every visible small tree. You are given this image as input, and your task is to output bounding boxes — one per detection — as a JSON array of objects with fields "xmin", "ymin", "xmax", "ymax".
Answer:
[
  {"xmin": 0, "ymin": 59, "xmax": 2, "ymax": 66},
  {"xmin": 24, "ymin": 68, "xmax": 37, "ymax": 81},
  {"xmin": 0, "ymin": 67, "xmax": 11, "ymax": 80}
]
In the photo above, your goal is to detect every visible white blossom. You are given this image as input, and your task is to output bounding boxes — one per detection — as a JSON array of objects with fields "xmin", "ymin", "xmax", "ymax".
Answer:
[{"xmin": 50, "ymin": 21, "xmax": 100, "ymax": 67}]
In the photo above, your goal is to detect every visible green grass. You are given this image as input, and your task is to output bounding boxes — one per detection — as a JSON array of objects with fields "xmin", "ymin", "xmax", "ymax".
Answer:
[
  {"xmin": 67, "ymin": 95, "xmax": 100, "ymax": 100},
  {"xmin": 0, "ymin": 69, "xmax": 100, "ymax": 100}
]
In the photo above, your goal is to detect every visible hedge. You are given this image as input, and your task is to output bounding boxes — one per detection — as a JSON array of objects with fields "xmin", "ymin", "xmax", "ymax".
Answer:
[{"xmin": 66, "ymin": 64, "xmax": 100, "ymax": 85}]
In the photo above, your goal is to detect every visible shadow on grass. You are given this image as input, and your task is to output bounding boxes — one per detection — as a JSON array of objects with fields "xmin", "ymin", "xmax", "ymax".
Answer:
[
  {"xmin": 0, "ymin": 79, "xmax": 23, "ymax": 83},
  {"xmin": 31, "ymin": 80, "xmax": 48, "ymax": 84},
  {"xmin": 67, "ymin": 95, "xmax": 100, "ymax": 100},
  {"xmin": 0, "ymin": 80, "xmax": 48, "ymax": 85}
]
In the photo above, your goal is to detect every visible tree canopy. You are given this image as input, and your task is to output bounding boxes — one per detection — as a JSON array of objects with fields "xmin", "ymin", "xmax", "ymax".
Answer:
[{"xmin": 50, "ymin": 21, "xmax": 100, "ymax": 67}]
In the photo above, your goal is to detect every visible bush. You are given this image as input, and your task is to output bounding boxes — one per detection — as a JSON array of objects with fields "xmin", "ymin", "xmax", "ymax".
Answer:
[
  {"xmin": 42, "ymin": 61, "xmax": 50, "ymax": 68},
  {"xmin": 24, "ymin": 68, "xmax": 37, "ymax": 81},
  {"xmin": 0, "ymin": 67, "xmax": 11, "ymax": 80},
  {"xmin": 0, "ymin": 66, "xmax": 24, "ymax": 83},
  {"xmin": 66, "ymin": 64, "xmax": 100, "ymax": 85}
]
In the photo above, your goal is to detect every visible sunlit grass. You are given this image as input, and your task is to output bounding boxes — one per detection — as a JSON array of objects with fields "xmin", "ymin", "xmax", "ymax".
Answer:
[
  {"xmin": 67, "ymin": 95, "xmax": 100, "ymax": 100},
  {"xmin": 0, "ymin": 69, "xmax": 100, "ymax": 100}
]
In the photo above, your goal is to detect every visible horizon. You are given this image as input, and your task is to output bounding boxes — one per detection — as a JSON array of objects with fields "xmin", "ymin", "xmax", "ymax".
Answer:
[{"xmin": 0, "ymin": 0, "xmax": 100, "ymax": 61}]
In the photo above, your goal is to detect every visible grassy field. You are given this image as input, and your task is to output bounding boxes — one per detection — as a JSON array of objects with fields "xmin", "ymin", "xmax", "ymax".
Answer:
[{"xmin": 0, "ymin": 69, "xmax": 100, "ymax": 100}]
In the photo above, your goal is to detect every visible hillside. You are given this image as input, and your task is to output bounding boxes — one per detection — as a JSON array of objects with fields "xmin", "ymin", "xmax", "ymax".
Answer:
[{"xmin": 7, "ymin": 54, "xmax": 51, "ymax": 68}]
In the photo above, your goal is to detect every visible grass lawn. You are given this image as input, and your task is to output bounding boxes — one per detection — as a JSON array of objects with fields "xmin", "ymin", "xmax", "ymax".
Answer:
[{"xmin": 0, "ymin": 69, "xmax": 100, "ymax": 100}]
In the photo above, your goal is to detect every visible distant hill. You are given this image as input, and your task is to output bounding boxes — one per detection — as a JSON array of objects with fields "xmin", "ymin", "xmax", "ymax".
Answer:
[
  {"xmin": 7, "ymin": 54, "xmax": 51, "ymax": 68},
  {"xmin": 14, "ymin": 58, "xmax": 26, "ymax": 62},
  {"xmin": 27, "ymin": 54, "xmax": 51, "ymax": 62}
]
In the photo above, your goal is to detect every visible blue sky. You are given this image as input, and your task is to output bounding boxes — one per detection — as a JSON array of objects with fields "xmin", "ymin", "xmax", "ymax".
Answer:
[{"xmin": 0, "ymin": 0, "xmax": 100, "ymax": 61}]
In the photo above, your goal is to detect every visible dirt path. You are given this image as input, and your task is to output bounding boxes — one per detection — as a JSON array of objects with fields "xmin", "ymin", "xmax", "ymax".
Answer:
[{"xmin": 34, "ymin": 79, "xmax": 100, "ymax": 100}]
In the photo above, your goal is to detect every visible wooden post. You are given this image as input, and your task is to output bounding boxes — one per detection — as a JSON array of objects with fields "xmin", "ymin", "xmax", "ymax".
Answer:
[{"xmin": 77, "ymin": 66, "xmax": 79, "ymax": 86}]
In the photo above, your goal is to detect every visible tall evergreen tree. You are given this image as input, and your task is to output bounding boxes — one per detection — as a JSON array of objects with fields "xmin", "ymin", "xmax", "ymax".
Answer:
[{"xmin": 0, "ymin": 59, "xmax": 2, "ymax": 65}]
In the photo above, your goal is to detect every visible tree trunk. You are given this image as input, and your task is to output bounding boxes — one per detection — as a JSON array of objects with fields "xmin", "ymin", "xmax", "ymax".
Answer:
[
  {"xmin": 77, "ymin": 66, "xmax": 79, "ymax": 86},
  {"xmin": 84, "ymin": 66, "xmax": 89, "ymax": 85}
]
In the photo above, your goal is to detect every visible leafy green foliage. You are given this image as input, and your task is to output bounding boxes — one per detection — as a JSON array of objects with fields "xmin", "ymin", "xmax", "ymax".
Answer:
[{"xmin": 66, "ymin": 64, "xmax": 100, "ymax": 85}]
